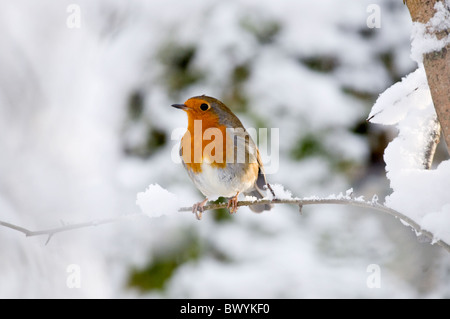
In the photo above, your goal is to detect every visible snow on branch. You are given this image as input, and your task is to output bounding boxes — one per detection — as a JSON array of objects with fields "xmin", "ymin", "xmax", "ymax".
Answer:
[
  {"xmin": 178, "ymin": 196, "xmax": 450, "ymax": 253},
  {"xmin": 368, "ymin": 50, "xmax": 450, "ymax": 257},
  {"xmin": 406, "ymin": 0, "xmax": 450, "ymax": 153},
  {"xmin": 0, "ymin": 186, "xmax": 449, "ymax": 253},
  {"xmin": 0, "ymin": 215, "xmax": 142, "ymax": 245}
]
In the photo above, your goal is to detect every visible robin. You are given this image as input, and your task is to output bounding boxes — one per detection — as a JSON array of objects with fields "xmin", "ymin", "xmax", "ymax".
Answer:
[{"xmin": 171, "ymin": 95, "xmax": 273, "ymax": 219}]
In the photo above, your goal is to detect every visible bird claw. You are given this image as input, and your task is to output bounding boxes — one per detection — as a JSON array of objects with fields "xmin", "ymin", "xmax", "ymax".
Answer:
[
  {"xmin": 227, "ymin": 192, "xmax": 240, "ymax": 214},
  {"xmin": 192, "ymin": 198, "xmax": 208, "ymax": 220}
]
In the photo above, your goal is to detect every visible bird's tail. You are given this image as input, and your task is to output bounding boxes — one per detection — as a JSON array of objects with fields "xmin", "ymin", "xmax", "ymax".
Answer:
[
  {"xmin": 244, "ymin": 167, "xmax": 273, "ymax": 213},
  {"xmin": 245, "ymin": 188, "xmax": 273, "ymax": 212}
]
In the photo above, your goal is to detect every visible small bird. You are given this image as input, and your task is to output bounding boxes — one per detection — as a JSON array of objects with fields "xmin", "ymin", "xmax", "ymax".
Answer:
[{"xmin": 171, "ymin": 95, "xmax": 273, "ymax": 219}]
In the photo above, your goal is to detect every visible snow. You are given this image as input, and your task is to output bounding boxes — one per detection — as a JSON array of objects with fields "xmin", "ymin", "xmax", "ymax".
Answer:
[
  {"xmin": 368, "ymin": 3, "xmax": 450, "ymax": 246},
  {"xmin": 372, "ymin": 94, "xmax": 450, "ymax": 243},
  {"xmin": 136, "ymin": 184, "xmax": 180, "ymax": 218},
  {"xmin": 321, "ymin": 188, "xmax": 366, "ymax": 202},
  {"xmin": 243, "ymin": 195, "xmax": 258, "ymax": 202},
  {"xmin": 410, "ymin": 0, "xmax": 450, "ymax": 63},
  {"xmin": 368, "ymin": 66, "xmax": 432, "ymax": 126},
  {"xmin": 371, "ymin": 194, "xmax": 379, "ymax": 204},
  {"xmin": 385, "ymin": 160, "xmax": 450, "ymax": 244},
  {"xmin": 268, "ymin": 183, "xmax": 294, "ymax": 200}
]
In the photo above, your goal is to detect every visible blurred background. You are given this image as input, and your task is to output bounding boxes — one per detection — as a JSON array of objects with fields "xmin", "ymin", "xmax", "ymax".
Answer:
[{"xmin": 0, "ymin": 0, "xmax": 449, "ymax": 298}]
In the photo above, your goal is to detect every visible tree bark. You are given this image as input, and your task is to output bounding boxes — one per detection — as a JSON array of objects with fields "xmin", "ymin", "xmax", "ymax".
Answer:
[{"xmin": 406, "ymin": 0, "xmax": 450, "ymax": 154}]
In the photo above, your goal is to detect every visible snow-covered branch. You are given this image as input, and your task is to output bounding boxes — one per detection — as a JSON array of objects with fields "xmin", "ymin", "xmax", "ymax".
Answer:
[
  {"xmin": 183, "ymin": 198, "xmax": 450, "ymax": 253},
  {"xmin": 1, "ymin": 196, "xmax": 449, "ymax": 252},
  {"xmin": 407, "ymin": 0, "xmax": 450, "ymax": 153},
  {"xmin": 0, "ymin": 215, "xmax": 141, "ymax": 245}
]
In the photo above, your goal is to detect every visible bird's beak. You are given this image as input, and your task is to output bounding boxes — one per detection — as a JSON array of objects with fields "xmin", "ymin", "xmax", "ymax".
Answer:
[{"xmin": 171, "ymin": 103, "xmax": 188, "ymax": 110}]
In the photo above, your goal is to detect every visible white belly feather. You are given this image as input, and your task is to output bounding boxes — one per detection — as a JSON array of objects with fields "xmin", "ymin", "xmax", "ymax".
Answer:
[{"xmin": 194, "ymin": 163, "xmax": 255, "ymax": 199}]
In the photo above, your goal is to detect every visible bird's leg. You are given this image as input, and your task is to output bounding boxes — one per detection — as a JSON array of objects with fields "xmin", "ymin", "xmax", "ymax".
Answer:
[
  {"xmin": 192, "ymin": 198, "xmax": 208, "ymax": 220},
  {"xmin": 227, "ymin": 191, "xmax": 240, "ymax": 214}
]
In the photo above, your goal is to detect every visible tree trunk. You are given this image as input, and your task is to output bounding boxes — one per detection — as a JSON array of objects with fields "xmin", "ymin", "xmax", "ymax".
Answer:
[{"xmin": 406, "ymin": 0, "xmax": 450, "ymax": 154}]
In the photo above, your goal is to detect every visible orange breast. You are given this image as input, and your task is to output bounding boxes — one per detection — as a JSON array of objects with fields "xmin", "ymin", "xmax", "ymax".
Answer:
[{"xmin": 181, "ymin": 112, "xmax": 229, "ymax": 173}]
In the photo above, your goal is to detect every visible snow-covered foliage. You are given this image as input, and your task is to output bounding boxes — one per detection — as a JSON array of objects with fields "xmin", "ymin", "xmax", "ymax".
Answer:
[
  {"xmin": 0, "ymin": 0, "xmax": 448, "ymax": 298},
  {"xmin": 410, "ymin": 0, "xmax": 450, "ymax": 63},
  {"xmin": 136, "ymin": 184, "xmax": 180, "ymax": 218},
  {"xmin": 369, "ymin": 1, "xmax": 450, "ymax": 248}
]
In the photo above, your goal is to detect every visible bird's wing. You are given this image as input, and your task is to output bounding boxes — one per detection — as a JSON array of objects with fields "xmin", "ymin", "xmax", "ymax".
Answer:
[
  {"xmin": 228, "ymin": 128, "xmax": 268, "ymax": 190},
  {"xmin": 226, "ymin": 127, "xmax": 258, "ymax": 165},
  {"xmin": 254, "ymin": 148, "xmax": 269, "ymax": 193}
]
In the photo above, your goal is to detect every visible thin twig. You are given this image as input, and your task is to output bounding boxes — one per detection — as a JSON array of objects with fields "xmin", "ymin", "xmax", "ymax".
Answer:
[
  {"xmin": 0, "ymin": 198, "xmax": 449, "ymax": 253},
  {"xmin": 423, "ymin": 118, "xmax": 441, "ymax": 169},
  {"xmin": 0, "ymin": 214, "xmax": 142, "ymax": 239},
  {"xmin": 179, "ymin": 198, "xmax": 450, "ymax": 252}
]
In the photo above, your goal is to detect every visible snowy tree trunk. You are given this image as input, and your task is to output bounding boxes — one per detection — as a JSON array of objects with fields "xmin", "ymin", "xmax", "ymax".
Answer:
[{"xmin": 406, "ymin": 0, "xmax": 450, "ymax": 154}]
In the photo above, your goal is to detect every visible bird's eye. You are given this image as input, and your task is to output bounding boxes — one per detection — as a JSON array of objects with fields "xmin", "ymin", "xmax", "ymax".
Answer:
[{"xmin": 200, "ymin": 103, "xmax": 209, "ymax": 111}]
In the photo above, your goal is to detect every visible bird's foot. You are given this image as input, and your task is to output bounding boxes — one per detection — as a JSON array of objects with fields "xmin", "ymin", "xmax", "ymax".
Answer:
[
  {"xmin": 227, "ymin": 192, "xmax": 240, "ymax": 214},
  {"xmin": 192, "ymin": 198, "xmax": 208, "ymax": 220}
]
